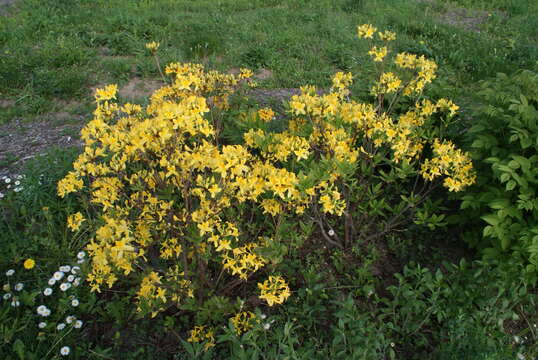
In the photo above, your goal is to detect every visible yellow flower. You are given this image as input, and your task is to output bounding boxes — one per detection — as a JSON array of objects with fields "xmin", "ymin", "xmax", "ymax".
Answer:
[
  {"xmin": 23, "ymin": 258, "xmax": 35, "ymax": 269},
  {"xmin": 258, "ymin": 275, "xmax": 291, "ymax": 306},
  {"xmin": 258, "ymin": 107, "xmax": 275, "ymax": 122},
  {"xmin": 94, "ymin": 84, "xmax": 118, "ymax": 102},
  {"xmin": 67, "ymin": 212, "xmax": 86, "ymax": 232},
  {"xmin": 357, "ymin": 24, "xmax": 377, "ymax": 39},
  {"xmin": 145, "ymin": 41, "xmax": 160, "ymax": 53}
]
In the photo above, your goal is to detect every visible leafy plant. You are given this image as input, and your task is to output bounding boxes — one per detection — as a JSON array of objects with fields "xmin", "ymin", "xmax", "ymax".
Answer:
[{"xmin": 459, "ymin": 69, "xmax": 538, "ymax": 283}]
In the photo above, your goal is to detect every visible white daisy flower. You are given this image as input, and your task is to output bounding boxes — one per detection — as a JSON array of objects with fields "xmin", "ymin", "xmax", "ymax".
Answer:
[
  {"xmin": 42, "ymin": 308, "xmax": 51, "ymax": 317},
  {"xmin": 59, "ymin": 265, "xmax": 71, "ymax": 273},
  {"xmin": 263, "ymin": 323, "xmax": 271, "ymax": 330},
  {"xmin": 48, "ymin": 278, "xmax": 56, "ymax": 286},
  {"xmin": 71, "ymin": 299, "xmax": 79, "ymax": 307},
  {"xmin": 60, "ymin": 346, "xmax": 70, "ymax": 356},
  {"xmin": 0, "ymin": 192, "xmax": 4, "ymax": 199},
  {"xmin": 11, "ymin": 299, "xmax": 20, "ymax": 307},
  {"xmin": 53, "ymin": 271, "xmax": 64, "ymax": 281},
  {"xmin": 14, "ymin": 187, "xmax": 22, "ymax": 192},
  {"xmin": 3, "ymin": 293, "xmax": 12, "ymax": 300},
  {"xmin": 65, "ymin": 315, "xmax": 76, "ymax": 324},
  {"xmin": 14, "ymin": 180, "xmax": 20, "ymax": 186},
  {"xmin": 14, "ymin": 283, "xmax": 23, "ymax": 291},
  {"xmin": 57, "ymin": 323, "xmax": 66, "ymax": 331},
  {"xmin": 60, "ymin": 283, "xmax": 71, "ymax": 291},
  {"xmin": 38, "ymin": 322, "xmax": 47, "ymax": 329},
  {"xmin": 37, "ymin": 305, "xmax": 47, "ymax": 315},
  {"xmin": 4, "ymin": 178, "xmax": 10, "ymax": 184},
  {"xmin": 43, "ymin": 288, "xmax": 53, "ymax": 296},
  {"xmin": 260, "ymin": 314, "xmax": 267, "ymax": 320},
  {"xmin": 328, "ymin": 229, "xmax": 335, "ymax": 236},
  {"xmin": 74, "ymin": 320, "xmax": 83, "ymax": 329},
  {"xmin": 67, "ymin": 275, "xmax": 75, "ymax": 282},
  {"xmin": 71, "ymin": 266, "xmax": 80, "ymax": 274},
  {"xmin": 77, "ymin": 251, "xmax": 86, "ymax": 259},
  {"xmin": 73, "ymin": 278, "xmax": 81, "ymax": 287},
  {"xmin": 6, "ymin": 269, "xmax": 15, "ymax": 276}
]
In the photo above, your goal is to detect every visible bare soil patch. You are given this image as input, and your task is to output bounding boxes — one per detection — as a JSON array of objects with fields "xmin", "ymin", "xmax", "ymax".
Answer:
[{"xmin": 0, "ymin": 117, "xmax": 85, "ymax": 177}]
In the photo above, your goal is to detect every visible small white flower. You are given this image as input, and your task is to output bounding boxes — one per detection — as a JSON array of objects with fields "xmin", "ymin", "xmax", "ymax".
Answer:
[
  {"xmin": 37, "ymin": 305, "xmax": 49, "ymax": 316},
  {"xmin": 77, "ymin": 251, "xmax": 86, "ymax": 259},
  {"xmin": 73, "ymin": 277, "xmax": 81, "ymax": 287},
  {"xmin": 14, "ymin": 283, "xmax": 23, "ymax": 291},
  {"xmin": 260, "ymin": 314, "xmax": 267, "ymax": 320},
  {"xmin": 6, "ymin": 269, "xmax": 15, "ymax": 277},
  {"xmin": 14, "ymin": 180, "xmax": 20, "ymax": 186},
  {"xmin": 74, "ymin": 320, "xmax": 83, "ymax": 329},
  {"xmin": 4, "ymin": 178, "xmax": 10, "ymax": 184},
  {"xmin": 59, "ymin": 265, "xmax": 71, "ymax": 273},
  {"xmin": 60, "ymin": 283, "xmax": 71, "ymax": 291},
  {"xmin": 71, "ymin": 266, "xmax": 80, "ymax": 274},
  {"xmin": 48, "ymin": 278, "xmax": 56, "ymax": 286},
  {"xmin": 38, "ymin": 322, "xmax": 47, "ymax": 329},
  {"xmin": 65, "ymin": 315, "xmax": 76, "ymax": 324},
  {"xmin": 390, "ymin": 342, "xmax": 395, "ymax": 348},
  {"xmin": 328, "ymin": 229, "xmax": 335, "ymax": 236},
  {"xmin": 57, "ymin": 323, "xmax": 66, "ymax": 331},
  {"xmin": 67, "ymin": 275, "xmax": 75, "ymax": 282},
  {"xmin": 517, "ymin": 353, "xmax": 525, "ymax": 360},
  {"xmin": 43, "ymin": 288, "xmax": 53, "ymax": 296},
  {"xmin": 16, "ymin": 175, "xmax": 23, "ymax": 180},
  {"xmin": 514, "ymin": 335, "xmax": 521, "ymax": 344},
  {"xmin": 0, "ymin": 192, "xmax": 4, "ymax": 198},
  {"xmin": 71, "ymin": 299, "xmax": 79, "ymax": 307},
  {"xmin": 263, "ymin": 323, "xmax": 271, "ymax": 330},
  {"xmin": 77, "ymin": 259, "xmax": 85, "ymax": 264},
  {"xmin": 3, "ymin": 293, "xmax": 12, "ymax": 300},
  {"xmin": 60, "ymin": 346, "xmax": 70, "ymax": 356},
  {"xmin": 11, "ymin": 299, "xmax": 20, "ymax": 307},
  {"xmin": 53, "ymin": 271, "xmax": 64, "ymax": 281},
  {"xmin": 14, "ymin": 187, "xmax": 22, "ymax": 192}
]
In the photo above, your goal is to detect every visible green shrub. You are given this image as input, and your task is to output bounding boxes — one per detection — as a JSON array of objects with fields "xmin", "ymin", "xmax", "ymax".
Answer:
[{"xmin": 459, "ymin": 69, "xmax": 538, "ymax": 283}]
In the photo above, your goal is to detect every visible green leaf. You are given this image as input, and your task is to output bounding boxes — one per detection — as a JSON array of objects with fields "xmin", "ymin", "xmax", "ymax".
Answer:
[
  {"xmin": 481, "ymin": 214, "xmax": 499, "ymax": 226},
  {"xmin": 506, "ymin": 180, "xmax": 517, "ymax": 191},
  {"xmin": 13, "ymin": 339, "xmax": 25, "ymax": 360}
]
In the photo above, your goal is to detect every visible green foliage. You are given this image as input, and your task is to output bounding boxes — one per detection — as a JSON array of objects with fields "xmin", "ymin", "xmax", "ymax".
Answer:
[{"xmin": 459, "ymin": 70, "xmax": 538, "ymax": 282}]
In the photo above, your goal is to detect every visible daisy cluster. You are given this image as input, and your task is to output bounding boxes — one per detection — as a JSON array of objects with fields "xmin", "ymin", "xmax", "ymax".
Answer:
[
  {"xmin": 0, "ymin": 174, "xmax": 24, "ymax": 198},
  {"xmin": 34, "ymin": 252, "xmax": 87, "ymax": 356},
  {"xmin": 2, "ymin": 268, "xmax": 24, "ymax": 307}
]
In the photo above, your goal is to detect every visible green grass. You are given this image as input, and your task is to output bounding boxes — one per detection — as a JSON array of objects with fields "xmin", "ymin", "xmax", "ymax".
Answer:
[{"xmin": 0, "ymin": 0, "xmax": 537, "ymax": 123}]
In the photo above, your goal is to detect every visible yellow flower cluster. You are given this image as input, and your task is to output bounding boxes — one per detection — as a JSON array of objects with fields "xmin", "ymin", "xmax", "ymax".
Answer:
[
  {"xmin": 57, "ymin": 26, "xmax": 475, "ymax": 324},
  {"xmin": 331, "ymin": 71, "xmax": 353, "ymax": 97},
  {"xmin": 368, "ymin": 46, "xmax": 388, "ymax": 62},
  {"xmin": 188, "ymin": 325, "xmax": 215, "ymax": 350},
  {"xmin": 258, "ymin": 107, "xmax": 275, "ymax": 122},
  {"xmin": 67, "ymin": 212, "xmax": 85, "ymax": 232},
  {"xmin": 357, "ymin": 24, "xmax": 377, "ymax": 39},
  {"xmin": 258, "ymin": 275, "xmax": 291, "ymax": 306},
  {"xmin": 230, "ymin": 311, "xmax": 258, "ymax": 335},
  {"xmin": 136, "ymin": 272, "xmax": 166, "ymax": 317},
  {"xmin": 421, "ymin": 139, "xmax": 476, "ymax": 191}
]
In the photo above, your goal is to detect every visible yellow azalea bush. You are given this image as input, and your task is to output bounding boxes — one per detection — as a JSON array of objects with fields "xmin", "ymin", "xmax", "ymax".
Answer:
[{"xmin": 57, "ymin": 25, "xmax": 475, "ymax": 343}]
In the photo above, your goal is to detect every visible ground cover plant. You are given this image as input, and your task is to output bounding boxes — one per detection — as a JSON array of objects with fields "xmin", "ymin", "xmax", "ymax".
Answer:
[{"xmin": 1, "ymin": 0, "xmax": 538, "ymax": 359}]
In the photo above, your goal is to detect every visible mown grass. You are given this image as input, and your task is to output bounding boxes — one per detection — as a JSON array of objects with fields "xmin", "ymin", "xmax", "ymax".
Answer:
[{"xmin": 0, "ymin": 0, "xmax": 537, "ymax": 123}]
